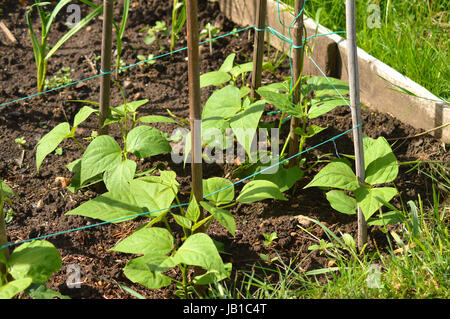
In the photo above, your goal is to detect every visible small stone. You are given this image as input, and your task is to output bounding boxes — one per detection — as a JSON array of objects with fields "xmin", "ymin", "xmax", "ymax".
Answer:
[
  {"xmin": 55, "ymin": 177, "xmax": 71, "ymax": 188},
  {"xmin": 294, "ymin": 215, "xmax": 312, "ymax": 227}
]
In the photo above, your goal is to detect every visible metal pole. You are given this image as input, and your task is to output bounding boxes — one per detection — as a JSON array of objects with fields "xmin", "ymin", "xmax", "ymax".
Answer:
[
  {"xmin": 98, "ymin": 0, "xmax": 114, "ymax": 136},
  {"xmin": 250, "ymin": 0, "xmax": 267, "ymax": 98},
  {"xmin": 186, "ymin": 0, "xmax": 203, "ymax": 216},
  {"xmin": 288, "ymin": 0, "xmax": 304, "ymax": 167},
  {"xmin": 346, "ymin": 0, "xmax": 367, "ymax": 250}
]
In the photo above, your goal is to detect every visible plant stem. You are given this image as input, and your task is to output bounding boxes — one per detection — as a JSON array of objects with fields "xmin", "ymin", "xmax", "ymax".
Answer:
[
  {"xmin": 71, "ymin": 137, "xmax": 85, "ymax": 152},
  {"xmin": 0, "ymin": 182, "xmax": 10, "ymax": 277}
]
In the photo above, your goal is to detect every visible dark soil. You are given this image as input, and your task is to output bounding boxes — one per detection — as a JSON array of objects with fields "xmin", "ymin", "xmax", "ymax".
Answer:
[{"xmin": 0, "ymin": 1, "xmax": 448, "ymax": 299}]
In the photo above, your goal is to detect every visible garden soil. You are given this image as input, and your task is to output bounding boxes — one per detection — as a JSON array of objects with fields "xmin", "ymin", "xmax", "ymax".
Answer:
[{"xmin": 0, "ymin": 0, "xmax": 448, "ymax": 299}]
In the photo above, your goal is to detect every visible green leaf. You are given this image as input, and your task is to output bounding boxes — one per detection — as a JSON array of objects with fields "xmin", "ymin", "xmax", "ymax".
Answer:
[
  {"xmin": 200, "ymin": 201, "xmax": 236, "ymax": 236},
  {"xmin": 367, "ymin": 211, "xmax": 404, "ymax": 226},
  {"xmin": 237, "ymin": 180, "xmax": 288, "ymax": 204},
  {"xmin": 202, "ymin": 177, "xmax": 234, "ymax": 206},
  {"xmin": 25, "ymin": 284, "xmax": 70, "ymax": 299},
  {"xmin": 111, "ymin": 227, "xmax": 174, "ymax": 255},
  {"xmin": 202, "ymin": 85, "xmax": 241, "ymax": 121},
  {"xmin": 193, "ymin": 262, "xmax": 232, "ymax": 285},
  {"xmin": 8, "ymin": 241, "xmax": 61, "ymax": 284},
  {"xmin": 0, "ymin": 278, "xmax": 33, "ymax": 299},
  {"xmin": 200, "ymin": 71, "xmax": 231, "ymax": 88},
  {"xmin": 103, "ymin": 160, "xmax": 137, "ymax": 193},
  {"xmin": 66, "ymin": 187, "xmax": 145, "ymax": 222},
  {"xmin": 172, "ymin": 233, "xmax": 227, "ymax": 274},
  {"xmin": 230, "ymin": 62, "xmax": 253, "ymax": 78},
  {"xmin": 306, "ymin": 76, "xmax": 349, "ymax": 97},
  {"xmin": 46, "ymin": 4, "xmax": 104, "ymax": 60},
  {"xmin": 126, "ymin": 126, "xmax": 171, "ymax": 158},
  {"xmin": 36, "ymin": 122, "xmax": 71, "ymax": 172},
  {"xmin": 72, "ymin": 105, "xmax": 97, "ymax": 129},
  {"xmin": 363, "ymin": 136, "xmax": 398, "ymax": 185},
  {"xmin": 255, "ymin": 166, "xmax": 303, "ymax": 192},
  {"xmin": 185, "ymin": 197, "xmax": 201, "ymax": 223},
  {"xmin": 307, "ymin": 97, "xmax": 348, "ymax": 119},
  {"xmin": 325, "ymin": 190, "xmax": 357, "ymax": 215},
  {"xmin": 138, "ymin": 115, "xmax": 177, "ymax": 124},
  {"xmin": 130, "ymin": 179, "xmax": 177, "ymax": 216},
  {"xmin": 123, "ymin": 255, "xmax": 172, "ymax": 289},
  {"xmin": 1, "ymin": 180, "xmax": 18, "ymax": 199},
  {"xmin": 219, "ymin": 53, "xmax": 236, "ymax": 72},
  {"xmin": 257, "ymin": 88, "xmax": 302, "ymax": 118},
  {"xmin": 116, "ymin": 99, "xmax": 149, "ymax": 113},
  {"xmin": 355, "ymin": 187, "xmax": 398, "ymax": 220},
  {"xmin": 230, "ymin": 101, "xmax": 266, "ymax": 161},
  {"xmin": 80, "ymin": 135, "xmax": 122, "ymax": 184},
  {"xmin": 171, "ymin": 213, "xmax": 192, "ymax": 229},
  {"xmin": 304, "ymin": 162, "xmax": 358, "ymax": 191},
  {"xmin": 293, "ymin": 125, "xmax": 327, "ymax": 138}
]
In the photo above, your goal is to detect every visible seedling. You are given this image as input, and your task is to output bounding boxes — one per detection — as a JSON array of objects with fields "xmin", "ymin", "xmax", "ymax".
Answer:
[
  {"xmin": 263, "ymin": 232, "xmax": 278, "ymax": 246},
  {"xmin": 44, "ymin": 67, "xmax": 73, "ymax": 90},
  {"xmin": 170, "ymin": 0, "xmax": 186, "ymax": 51},
  {"xmin": 137, "ymin": 54, "xmax": 156, "ymax": 68},
  {"xmin": 14, "ymin": 137, "xmax": 26, "ymax": 147},
  {"xmin": 200, "ymin": 22, "xmax": 220, "ymax": 55},
  {"xmin": 26, "ymin": 0, "xmax": 102, "ymax": 92},
  {"xmin": 141, "ymin": 21, "xmax": 169, "ymax": 50}
]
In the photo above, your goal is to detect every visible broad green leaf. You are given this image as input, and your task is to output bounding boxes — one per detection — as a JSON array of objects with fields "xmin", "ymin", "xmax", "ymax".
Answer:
[
  {"xmin": 341, "ymin": 233, "xmax": 356, "ymax": 251},
  {"xmin": 293, "ymin": 125, "xmax": 327, "ymax": 138},
  {"xmin": 367, "ymin": 211, "xmax": 404, "ymax": 226},
  {"xmin": 202, "ymin": 85, "xmax": 241, "ymax": 120},
  {"xmin": 256, "ymin": 88, "xmax": 303, "ymax": 118},
  {"xmin": 25, "ymin": 284, "xmax": 70, "ymax": 299},
  {"xmin": 0, "ymin": 278, "xmax": 32, "ymax": 299},
  {"xmin": 200, "ymin": 201, "xmax": 236, "ymax": 236},
  {"xmin": 123, "ymin": 255, "xmax": 172, "ymax": 290},
  {"xmin": 363, "ymin": 136, "xmax": 398, "ymax": 185},
  {"xmin": 307, "ymin": 97, "xmax": 348, "ymax": 119},
  {"xmin": 219, "ymin": 53, "xmax": 236, "ymax": 72},
  {"xmin": 355, "ymin": 187, "xmax": 398, "ymax": 220},
  {"xmin": 325, "ymin": 190, "xmax": 357, "ymax": 215},
  {"xmin": 230, "ymin": 101, "xmax": 266, "ymax": 161},
  {"xmin": 230, "ymin": 62, "xmax": 253, "ymax": 78},
  {"xmin": 193, "ymin": 262, "xmax": 232, "ymax": 285},
  {"xmin": 130, "ymin": 179, "xmax": 177, "ymax": 216},
  {"xmin": 172, "ymin": 233, "xmax": 226, "ymax": 274},
  {"xmin": 185, "ymin": 197, "xmax": 201, "ymax": 223},
  {"xmin": 304, "ymin": 162, "xmax": 359, "ymax": 191},
  {"xmin": 111, "ymin": 227, "xmax": 174, "ymax": 255},
  {"xmin": 80, "ymin": 135, "xmax": 122, "ymax": 184},
  {"xmin": 103, "ymin": 160, "xmax": 136, "ymax": 193},
  {"xmin": 138, "ymin": 115, "xmax": 177, "ymax": 124},
  {"xmin": 66, "ymin": 188, "xmax": 145, "ymax": 222},
  {"xmin": 237, "ymin": 180, "xmax": 288, "ymax": 204},
  {"xmin": 255, "ymin": 166, "xmax": 303, "ymax": 192},
  {"xmin": 126, "ymin": 126, "xmax": 171, "ymax": 158},
  {"xmin": 202, "ymin": 177, "xmax": 234, "ymax": 206},
  {"xmin": 171, "ymin": 213, "xmax": 192, "ymax": 229},
  {"xmin": 8, "ymin": 241, "xmax": 61, "ymax": 284},
  {"xmin": 1, "ymin": 180, "xmax": 18, "ymax": 199},
  {"xmin": 36, "ymin": 122, "xmax": 71, "ymax": 172},
  {"xmin": 158, "ymin": 170, "xmax": 180, "ymax": 193},
  {"xmin": 240, "ymin": 86, "xmax": 251, "ymax": 98},
  {"xmin": 73, "ymin": 105, "xmax": 97, "ymax": 128},
  {"xmin": 200, "ymin": 71, "xmax": 231, "ymax": 88},
  {"xmin": 306, "ymin": 76, "xmax": 349, "ymax": 97},
  {"xmin": 115, "ymin": 99, "xmax": 149, "ymax": 114}
]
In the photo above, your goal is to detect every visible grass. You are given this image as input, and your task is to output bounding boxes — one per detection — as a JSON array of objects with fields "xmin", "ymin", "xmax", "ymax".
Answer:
[
  {"xmin": 205, "ymin": 184, "xmax": 449, "ymax": 299},
  {"xmin": 281, "ymin": 0, "xmax": 449, "ymax": 102}
]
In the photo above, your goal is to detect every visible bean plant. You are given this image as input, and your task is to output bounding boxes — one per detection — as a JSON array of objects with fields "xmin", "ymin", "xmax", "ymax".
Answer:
[
  {"xmin": 26, "ymin": 0, "xmax": 103, "ymax": 92},
  {"xmin": 305, "ymin": 136, "xmax": 401, "ymax": 225},
  {"xmin": 170, "ymin": 0, "xmax": 186, "ymax": 51}
]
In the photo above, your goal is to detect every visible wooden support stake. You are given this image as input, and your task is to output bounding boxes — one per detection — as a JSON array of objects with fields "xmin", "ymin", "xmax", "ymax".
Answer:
[
  {"xmin": 346, "ymin": 0, "xmax": 367, "ymax": 250},
  {"xmin": 250, "ymin": 0, "xmax": 267, "ymax": 98},
  {"xmin": 288, "ymin": 0, "xmax": 304, "ymax": 168},
  {"xmin": 98, "ymin": 0, "xmax": 114, "ymax": 136},
  {"xmin": 186, "ymin": 0, "xmax": 203, "ymax": 214}
]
